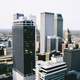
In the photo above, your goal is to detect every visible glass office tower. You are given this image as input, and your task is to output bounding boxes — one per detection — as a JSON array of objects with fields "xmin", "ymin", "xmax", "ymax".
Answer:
[{"xmin": 12, "ymin": 13, "xmax": 35, "ymax": 80}]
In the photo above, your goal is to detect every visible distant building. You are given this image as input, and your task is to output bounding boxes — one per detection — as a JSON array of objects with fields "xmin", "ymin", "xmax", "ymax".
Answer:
[
  {"xmin": 64, "ymin": 28, "xmax": 72, "ymax": 44},
  {"xmin": 35, "ymin": 29, "xmax": 40, "ymax": 53},
  {"xmin": 62, "ymin": 28, "xmax": 73, "ymax": 53},
  {"xmin": 47, "ymin": 36, "xmax": 62, "ymax": 52},
  {"xmin": 36, "ymin": 55, "xmax": 67, "ymax": 80},
  {"xmin": 37, "ymin": 52, "xmax": 51, "ymax": 61},
  {"xmin": 40, "ymin": 12, "xmax": 63, "ymax": 54},
  {"xmin": 54, "ymin": 14, "xmax": 63, "ymax": 38},
  {"xmin": 64, "ymin": 49, "xmax": 80, "ymax": 71},
  {"xmin": 8, "ymin": 38, "xmax": 12, "ymax": 48},
  {"xmin": 12, "ymin": 13, "xmax": 35, "ymax": 80},
  {"xmin": 0, "ymin": 54, "xmax": 12, "ymax": 64}
]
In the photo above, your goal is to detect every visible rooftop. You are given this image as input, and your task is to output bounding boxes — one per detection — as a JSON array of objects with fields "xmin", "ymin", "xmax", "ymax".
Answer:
[{"xmin": 37, "ymin": 55, "xmax": 65, "ymax": 69}]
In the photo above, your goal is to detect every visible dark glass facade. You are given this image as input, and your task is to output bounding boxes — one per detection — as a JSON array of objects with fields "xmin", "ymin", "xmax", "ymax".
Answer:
[
  {"xmin": 57, "ymin": 14, "xmax": 63, "ymax": 38},
  {"xmin": 64, "ymin": 49, "xmax": 80, "ymax": 71},
  {"xmin": 12, "ymin": 20, "xmax": 35, "ymax": 76},
  {"xmin": 23, "ymin": 21, "xmax": 35, "ymax": 75}
]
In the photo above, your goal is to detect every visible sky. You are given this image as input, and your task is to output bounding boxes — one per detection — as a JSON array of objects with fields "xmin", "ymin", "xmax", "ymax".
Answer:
[{"xmin": 0, "ymin": 0, "xmax": 80, "ymax": 30}]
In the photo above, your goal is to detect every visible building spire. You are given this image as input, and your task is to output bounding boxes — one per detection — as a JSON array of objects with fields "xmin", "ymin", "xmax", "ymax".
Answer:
[{"xmin": 67, "ymin": 28, "xmax": 72, "ymax": 43}]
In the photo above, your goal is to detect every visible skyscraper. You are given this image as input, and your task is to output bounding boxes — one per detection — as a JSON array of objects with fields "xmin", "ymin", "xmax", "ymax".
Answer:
[
  {"xmin": 12, "ymin": 13, "xmax": 35, "ymax": 80},
  {"xmin": 40, "ymin": 12, "xmax": 54, "ymax": 54},
  {"xmin": 40, "ymin": 12, "xmax": 63, "ymax": 54},
  {"xmin": 55, "ymin": 14, "xmax": 63, "ymax": 38},
  {"xmin": 64, "ymin": 48, "xmax": 80, "ymax": 71}
]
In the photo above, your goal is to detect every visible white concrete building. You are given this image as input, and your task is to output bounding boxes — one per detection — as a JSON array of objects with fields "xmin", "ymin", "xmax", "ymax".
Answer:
[
  {"xmin": 40, "ymin": 12, "xmax": 63, "ymax": 54},
  {"xmin": 35, "ymin": 55, "xmax": 67, "ymax": 80}
]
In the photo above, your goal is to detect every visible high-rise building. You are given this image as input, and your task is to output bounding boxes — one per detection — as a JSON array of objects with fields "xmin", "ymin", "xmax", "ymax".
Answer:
[
  {"xmin": 47, "ymin": 36, "xmax": 62, "ymax": 52},
  {"xmin": 63, "ymin": 48, "xmax": 80, "ymax": 71},
  {"xmin": 55, "ymin": 14, "xmax": 63, "ymax": 38},
  {"xmin": 40, "ymin": 12, "xmax": 63, "ymax": 54},
  {"xmin": 12, "ymin": 13, "xmax": 35, "ymax": 80},
  {"xmin": 36, "ymin": 54, "xmax": 67, "ymax": 80},
  {"xmin": 40, "ymin": 12, "xmax": 54, "ymax": 54}
]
